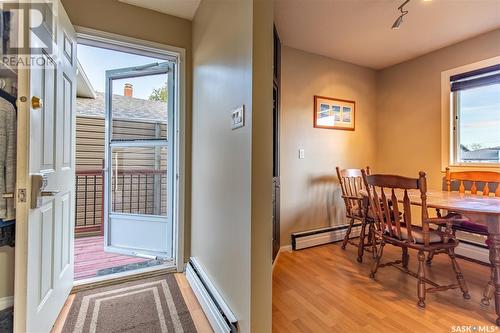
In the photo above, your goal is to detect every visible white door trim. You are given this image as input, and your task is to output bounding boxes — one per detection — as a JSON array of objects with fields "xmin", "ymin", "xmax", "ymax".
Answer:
[{"xmin": 74, "ymin": 27, "xmax": 186, "ymax": 273}]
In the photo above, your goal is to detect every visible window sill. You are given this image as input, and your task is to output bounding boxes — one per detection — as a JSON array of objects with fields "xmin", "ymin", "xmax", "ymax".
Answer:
[{"xmin": 444, "ymin": 164, "xmax": 500, "ymax": 173}]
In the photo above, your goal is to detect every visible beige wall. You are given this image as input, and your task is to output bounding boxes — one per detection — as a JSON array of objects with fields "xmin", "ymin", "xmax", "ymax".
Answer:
[
  {"xmin": 191, "ymin": 0, "xmax": 253, "ymax": 331},
  {"xmin": 191, "ymin": 0, "xmax": 272, "ymax": 331},
  {"xmin": 280, "ymin": 46, "xmax": 378, "ymax": 246},
  {"xmin": 251, "ymin": 1, "xmax": 273, "ymax": 331},
  {"xmin": 376, "ymin": 29, "xmax": 500, "ymax": 189},
  {"xmin": 0, "ymin": 247, "xmax": 14, "ymax": 299}
]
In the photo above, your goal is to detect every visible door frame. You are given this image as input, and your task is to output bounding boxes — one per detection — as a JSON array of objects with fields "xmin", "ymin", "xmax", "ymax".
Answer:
[{"xmin": 75, "ymin": 27, "xmax": 187, "ymax": 275}]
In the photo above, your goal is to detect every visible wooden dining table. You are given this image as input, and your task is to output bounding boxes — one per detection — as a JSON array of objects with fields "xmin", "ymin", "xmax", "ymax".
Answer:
[{"xmin": 403, "ymin": 189, "xmax": 500, "ymax": 324}]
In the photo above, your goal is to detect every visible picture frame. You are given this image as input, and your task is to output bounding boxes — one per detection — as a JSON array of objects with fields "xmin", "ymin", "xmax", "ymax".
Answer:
[{"xmin": 313, "ymin": 95, "xmax": 355, "ymax": 131}]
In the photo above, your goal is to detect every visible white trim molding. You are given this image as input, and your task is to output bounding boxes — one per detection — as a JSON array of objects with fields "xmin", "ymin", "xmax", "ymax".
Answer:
[
  {"xmin": 440, "ymin": 56, "xmax": 500, "ymax": 172},
  {"xmin": 0, "ymin": 296, "xmax": 13, "ymax": 311}
]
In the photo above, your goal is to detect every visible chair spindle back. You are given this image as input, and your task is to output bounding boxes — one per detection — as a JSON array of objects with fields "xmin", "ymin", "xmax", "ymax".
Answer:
[
  {"xmin": 336, "ymin": 167, "xmax": 370, "ymax": 217},
  {"xmin": 445, "ymin": 168, "xmax": 500, "ymax": 197},
  {"xmin": 362, "ymin": 171, "xmax": 431, "ymax": 246}
]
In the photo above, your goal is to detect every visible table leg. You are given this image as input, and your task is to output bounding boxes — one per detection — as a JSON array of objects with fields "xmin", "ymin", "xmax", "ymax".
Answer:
[{"xmin": 487, "ymin": 216, "xmax": 500, "ymax": 326}]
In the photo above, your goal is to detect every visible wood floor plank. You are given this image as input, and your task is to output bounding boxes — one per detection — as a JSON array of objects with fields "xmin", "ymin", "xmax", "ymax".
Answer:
[
  {"xmin": 273, "ymin": 242, "xmax": 494, "ymax": 332},
  {"xmin": 175, "ymin": 273, "xmax": 214, "ymax": 333}
]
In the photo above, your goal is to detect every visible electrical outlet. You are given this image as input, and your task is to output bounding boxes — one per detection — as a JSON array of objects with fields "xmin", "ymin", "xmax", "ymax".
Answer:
[{"xmin": 231, "ymin": 105, "xmax": 245, "ymax": 130}]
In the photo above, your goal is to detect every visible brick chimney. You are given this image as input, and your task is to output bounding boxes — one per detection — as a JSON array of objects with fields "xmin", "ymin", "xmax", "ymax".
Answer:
[{"xmin": 124, "ymin": 83, "xmax": 133, "ymax": 97}]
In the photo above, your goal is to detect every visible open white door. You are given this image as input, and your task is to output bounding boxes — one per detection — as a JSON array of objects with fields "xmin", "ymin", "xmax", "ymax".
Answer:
[
  {"xmin": 104, "ymin": 62, "xmax": 175, "ymax": 260},
  {"xmin": 14, "ymin": 1, "xmax": 76, "ymax": 332}
]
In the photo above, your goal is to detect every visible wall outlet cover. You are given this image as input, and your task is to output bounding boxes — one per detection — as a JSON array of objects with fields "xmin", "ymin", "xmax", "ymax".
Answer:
[{"xmin": 231, "ymin": 105, "xmax": 245, "ymax": 130}]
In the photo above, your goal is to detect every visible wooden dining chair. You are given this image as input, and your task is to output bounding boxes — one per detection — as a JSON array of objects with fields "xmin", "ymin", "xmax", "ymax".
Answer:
[
  {"xmin": 362, "ymin": 170, "xmax": 470, "ymax": 309},
  {"xmin": 336, "ymin": 166, "xmax": 376, "ymax": 263},
  {"xmin": 427, "ymin": 167, "xmax": 500, "ymax": 306}
]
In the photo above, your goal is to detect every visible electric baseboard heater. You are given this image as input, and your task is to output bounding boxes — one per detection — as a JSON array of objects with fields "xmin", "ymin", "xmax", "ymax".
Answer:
[
  {"xmin": 185, "ymin": 258, "xmax": 238, "ymax": 333},
  {"xmin": 291, "ymin": 224, "xmax": 362, "ymax": 250}
]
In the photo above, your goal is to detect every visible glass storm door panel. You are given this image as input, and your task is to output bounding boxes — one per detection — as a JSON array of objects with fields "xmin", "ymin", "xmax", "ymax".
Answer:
[{"xmin": 104, "ymin": 62, "xmax": 174, "ymax": 259}]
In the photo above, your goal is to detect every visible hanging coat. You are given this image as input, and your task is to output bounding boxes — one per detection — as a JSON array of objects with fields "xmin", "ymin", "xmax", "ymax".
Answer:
[{"xmin": 0, "ymin": 96, "xmax": 16, "ymax": 221}]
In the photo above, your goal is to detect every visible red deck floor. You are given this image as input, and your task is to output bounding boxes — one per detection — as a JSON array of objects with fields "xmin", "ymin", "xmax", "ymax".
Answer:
[{"xmin": 74, "ymin": 235, "xmax": 149, "ymax": 280}]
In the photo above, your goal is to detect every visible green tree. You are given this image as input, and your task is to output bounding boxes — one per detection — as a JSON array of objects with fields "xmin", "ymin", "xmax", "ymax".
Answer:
[{"xmin": 148, "ymin": 84, "xmax": 168, "ymax": 102}]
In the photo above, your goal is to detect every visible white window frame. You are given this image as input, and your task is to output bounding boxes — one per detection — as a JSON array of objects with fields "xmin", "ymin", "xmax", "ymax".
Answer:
[
  {"xmin": 74, "ymin": 26, "xmax": 187, "ymax": 277},
  {"xmin": 440, "ymin": 56, "xmax": 500, "ymax": 172}
]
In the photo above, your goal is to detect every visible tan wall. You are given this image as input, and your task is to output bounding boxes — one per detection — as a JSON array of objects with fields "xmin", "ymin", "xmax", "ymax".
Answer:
[
  {"xmin": 61, "ymin": 0, "xmax": 193, "ymax": 257},
  {"xmin": 250, "ymin": 0, "xmax": 273, "ymax": 331},
  {"xmin": 0, "ymin": 247, "xmax": 14, "ymax": 300},
  {"xmin": 191, "ymin": 0, "xmax": 253, "ymax": 330},
  {"xmin": 376, "ymin": 29, "xmax": 500, "ymax": 189},
  {"xmin": 280, "ymin": 46, "xmax": 378, "ymax": 246},
  {"xmin": 192, "ymin": 0, "xmax": 273, "ymax": 331}
]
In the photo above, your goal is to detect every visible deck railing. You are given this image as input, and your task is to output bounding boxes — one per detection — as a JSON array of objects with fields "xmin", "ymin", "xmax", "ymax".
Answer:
[{"xmin": 75, "ymin": 168, "xmax": 167, "ymax": 235}]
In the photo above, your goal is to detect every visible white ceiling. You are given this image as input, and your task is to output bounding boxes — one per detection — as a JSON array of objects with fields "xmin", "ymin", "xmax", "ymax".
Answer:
[
  {"xmin": 119, "ymin": 0, "xmax": 201, "ymax": 20},
  {"xmin": 275, "ymin": 0, "xmax": 500, "ymax": 69}
]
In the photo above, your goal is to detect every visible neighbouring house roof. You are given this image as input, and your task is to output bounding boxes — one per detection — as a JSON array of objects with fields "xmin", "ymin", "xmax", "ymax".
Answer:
[
  {"xmin": 460, "ymin": 145, "xmax": 500, "ymax": 162},
  {"xmin": 76, "ymin": 61, "xmax": 96, "ymax": 99},
  {"xmin": 76, "ymin": 92, "xmax": 167, "ymax": 121}
]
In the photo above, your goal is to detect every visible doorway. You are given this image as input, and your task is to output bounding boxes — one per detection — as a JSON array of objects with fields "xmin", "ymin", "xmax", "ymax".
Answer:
[{"xmin": 73, "ymin": 35, "xmax": 180, "ymax": 283}]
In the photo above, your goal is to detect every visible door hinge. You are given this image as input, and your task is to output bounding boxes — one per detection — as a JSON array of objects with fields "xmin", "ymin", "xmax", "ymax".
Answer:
[{"xmin": 18, "ymin": 189, "xmax": 27, "ymax": 203}]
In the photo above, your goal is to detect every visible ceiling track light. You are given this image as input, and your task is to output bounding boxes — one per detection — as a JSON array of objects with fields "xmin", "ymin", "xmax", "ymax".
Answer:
[{"xmin": 392, "ymin": 0, "xmax": 410, "ymax": 30}]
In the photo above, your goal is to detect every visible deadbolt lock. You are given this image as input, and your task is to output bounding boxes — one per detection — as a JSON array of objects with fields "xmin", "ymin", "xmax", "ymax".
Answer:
[{"xmin": 31, "ymin": 96, "xmax": 43, "ymax": 110}]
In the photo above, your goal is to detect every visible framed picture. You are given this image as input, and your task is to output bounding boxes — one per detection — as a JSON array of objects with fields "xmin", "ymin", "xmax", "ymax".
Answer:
[{"xmin": 313, "ymin": 95, "xmax": 355, "ymax": 131}]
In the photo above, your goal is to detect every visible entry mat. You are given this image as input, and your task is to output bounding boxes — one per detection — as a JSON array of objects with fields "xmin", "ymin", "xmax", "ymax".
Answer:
[
  {"xmin": 62, "ymin": 274, "xmax": 198, "ymax": 332},
  {"xmin": 0, "ymin": 307, "xmax": 13, "ymax": 333}
]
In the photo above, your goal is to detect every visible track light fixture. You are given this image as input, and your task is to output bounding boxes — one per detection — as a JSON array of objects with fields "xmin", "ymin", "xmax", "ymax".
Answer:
[{"xmin": 392, "ymin": 0, "xmax": 410, "ymax": 30}]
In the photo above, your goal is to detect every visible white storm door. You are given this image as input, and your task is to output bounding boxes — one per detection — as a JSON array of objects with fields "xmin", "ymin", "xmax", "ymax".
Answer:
[
  {"xmin": 13, "ymin": 1, "xmax": 77, "ymax": 332},
  {"xmin": 104, "ymin": 62, "xmax": 175, "ymax": 259}
]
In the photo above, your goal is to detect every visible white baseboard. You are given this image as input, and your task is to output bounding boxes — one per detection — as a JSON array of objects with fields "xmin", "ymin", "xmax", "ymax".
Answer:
[
  {"xmin": 185, "ymin": 258, "xmax": 237, "ymax": 333},
  {"xmin": 455, "ymin": 242, "xmax": 489, "ymax": 264},
  {"xmin": 292, "ymin": 225, "xmax": 361, "ymax": 250},
  {"xmin": 0, "ymin": 296, "xmax": 13, "ymax": 311}
]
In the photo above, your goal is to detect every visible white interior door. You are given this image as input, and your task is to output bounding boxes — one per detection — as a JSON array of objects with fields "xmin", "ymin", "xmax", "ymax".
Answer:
[
  {"xmin": 13, "ymin": 1, "xmax": 76, "ymax": 332},
  {"xmin": 104, "ymin": 62, "xmax": 175, "ymax": 259}
]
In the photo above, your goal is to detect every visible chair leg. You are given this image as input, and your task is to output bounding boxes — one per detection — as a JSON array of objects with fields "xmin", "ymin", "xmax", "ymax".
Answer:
[
  {"xmin": 357, "ymin": 218, "xmax": 367, "ymax": 263},
  {"xmin": 341, "ymin": 218, "xmax": 355, "ymax": 250},
  {"xmin": 481, "ymin": 268, "xmax": 495, "ymax": 306},
  {"xmin": 417, "ymin": 250, "xmax": 426, "ymax": 309},
  {"xmin": 448, "ymin": 248, "xmax": 471, "ymax": 300},
  {"xmin": 371, "ymin": 224, "xmax": 377, "ymax": 259},
  {"xmin": 426, "ymin": 250, "xmax": 435, "ymax": 266},
  {"xmin": 402, "ymin": 246, "xmax": 409, "ymax": 270},
  {"xmin": 370, "ymin": 240, "xmax": 385, "ymax": 278}
]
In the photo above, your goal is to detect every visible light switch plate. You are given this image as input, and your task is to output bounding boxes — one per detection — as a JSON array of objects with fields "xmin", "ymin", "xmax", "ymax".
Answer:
[
  {"xmin": 299, "ymin": 149, "xmax": 305, "ymax": 159},
  {"xmin": 231, "ymin": 105, "xmax": 245, "ymax": 130}
]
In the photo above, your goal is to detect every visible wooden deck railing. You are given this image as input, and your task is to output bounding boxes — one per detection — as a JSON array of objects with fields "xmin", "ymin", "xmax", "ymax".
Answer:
[{"xmin": 75, "ymin": 168, "xmax": 167, "ymax": 236}]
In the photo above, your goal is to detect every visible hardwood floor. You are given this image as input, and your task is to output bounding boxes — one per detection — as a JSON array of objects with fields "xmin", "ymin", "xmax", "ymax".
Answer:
[{"xmin": 273, "ymin": 242, "xmax": 495, "ymax": 333}]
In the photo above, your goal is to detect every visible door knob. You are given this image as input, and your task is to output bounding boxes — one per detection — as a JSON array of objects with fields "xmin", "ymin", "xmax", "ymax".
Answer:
[{"xmin": 31, "ymin": 96, "xmax": 43, "ymax": 109}]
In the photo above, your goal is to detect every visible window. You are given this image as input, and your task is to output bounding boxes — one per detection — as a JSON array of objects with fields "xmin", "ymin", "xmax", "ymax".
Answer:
[{"xmin": 451, "ymin": 64, "xmax": 500, "ymax": 165}]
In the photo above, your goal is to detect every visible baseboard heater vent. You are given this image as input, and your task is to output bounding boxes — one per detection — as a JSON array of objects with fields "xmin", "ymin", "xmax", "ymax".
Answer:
[
  {"xmin": 291, "ymin": 224, "xmax": 362, "ymax": 250},
  {"xmin": 185, "ymin": 258, "xmax": 238, "ymax": 333}
]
